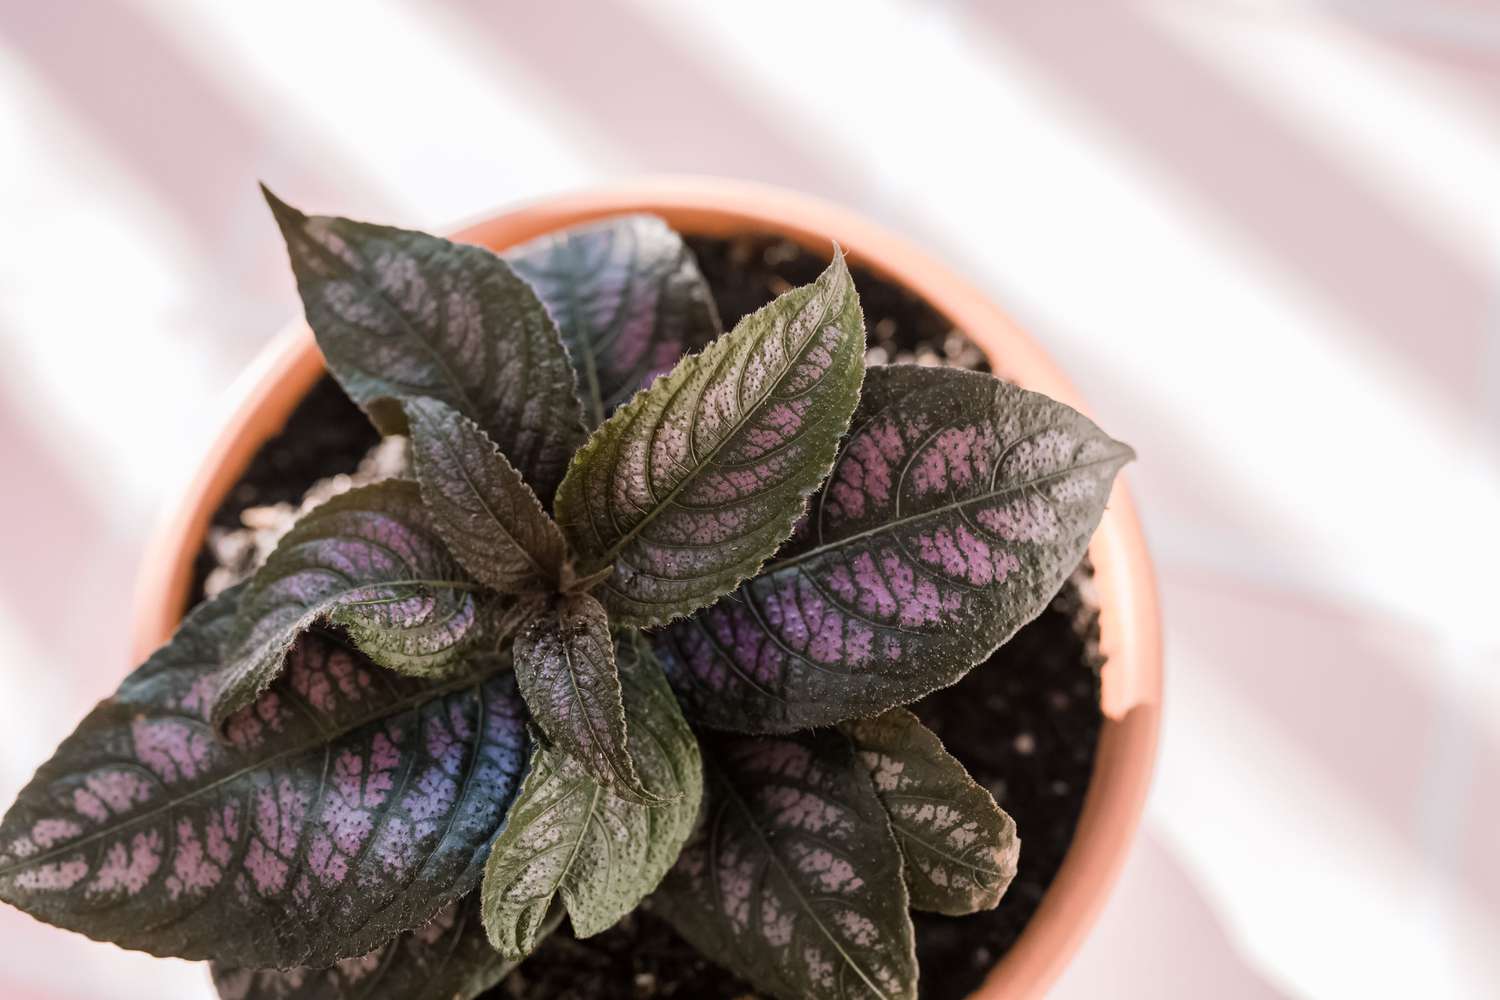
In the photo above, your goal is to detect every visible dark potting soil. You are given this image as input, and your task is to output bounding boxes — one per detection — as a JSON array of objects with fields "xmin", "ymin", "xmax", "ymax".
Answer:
[
  {"xmin": 189, "ymin": 376, "xmax": 380, "ymax": 600},
  {"xmin": 195, "ymin": 234, "xmax": 1103, "ymax": 1000}
]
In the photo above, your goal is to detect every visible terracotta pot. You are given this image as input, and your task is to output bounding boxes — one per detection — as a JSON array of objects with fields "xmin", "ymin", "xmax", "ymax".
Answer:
[{"xmin": 130, "ymin": 177, "xmax": 1161, "ymax": 999}]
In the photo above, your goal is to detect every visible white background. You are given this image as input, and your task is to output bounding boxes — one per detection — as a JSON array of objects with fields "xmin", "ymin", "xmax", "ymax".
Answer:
[{"xmin": 1, "ymin": 2, "xmax": 1498, "ymax": 997}]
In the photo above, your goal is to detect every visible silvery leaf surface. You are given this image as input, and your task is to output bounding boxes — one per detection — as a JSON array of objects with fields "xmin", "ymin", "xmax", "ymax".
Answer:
[
  {"xmin": 481, "ymin": 639, "xmax": 701, "ymax": 959},
  {"xmin": 511, "ymin": 593, "xmax": 648, "ymax": 799},
  {"xmin": 651, "ymin": 729, "xmax": 916, "ymax": 1000},
  {"xmin": 210, "ymin": 894, "xmax": 548, "ymax": 1000},
  {"xmin": 0, "ymin": 590, "xmax": 528, "ymax": 968},
  {"xmin": 842, "ymin": 708, "xmax": 1018, "ymax": 915},
  {"xmin": 656, "ymin": 365, "xmax": 1133, "ymax": 731},
  {"xmin": 405, "ymin": 395, "xmax": 566, "ymax": 594},
  {"xmin": 213, "ymin": 481, "xmax": 487, "ymax": 728},
  {"xmin": 507, "ymin": 214, "xmax": 721, "ymax": 429},
  {"xmin": 555, "ymin": 252, "xmax": 866, "ymax": 628},
  {"xmin": 264, "ymin": 188, "xmax": 585, "ymax": 506}
]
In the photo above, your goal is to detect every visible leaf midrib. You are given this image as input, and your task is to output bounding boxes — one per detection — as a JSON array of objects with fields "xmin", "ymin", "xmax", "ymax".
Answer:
[
  {"xmin": 890, "ymin": 820, "xmax": 1002, "ymax": 878},
  {"xmin": 558, "ymin": 616, "xmax": 639, "ymax": 793},
  {"xmin": 0, "ymin": 667, "xmax": 506, "ymax": 876},
  {"xmin": 760, "ymin": 452, "xmax": 1129, "ymax": 580},
  {"xmin": 299, "ymin": 217, "xmax": 487, "ymax": 425},
  {"xmin": 424, "ymin": 413, "xmax": 557, "ymax": 585},
  {"xmin": 547, "ymin": 776, "xmax": 603, "ymax": 905},
  {"xmin": 713, "ymin": 769, "xmax": 896, "ymax": 1000},
  {"xmin": 558, "ymin": 242, "xmax": 607, "ymax": 429}
]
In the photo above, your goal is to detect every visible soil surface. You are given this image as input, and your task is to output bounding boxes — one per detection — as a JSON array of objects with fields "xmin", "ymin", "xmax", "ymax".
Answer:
[{"xmin": 197, "ymin": 234, "xmax": 1104, "ymax": 1000}]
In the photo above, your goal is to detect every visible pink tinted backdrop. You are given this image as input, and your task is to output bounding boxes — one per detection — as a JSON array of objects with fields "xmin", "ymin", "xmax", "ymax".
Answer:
[{"xmin": 0, "ymin": 2, "xmax": 1496, "ymax": 998}]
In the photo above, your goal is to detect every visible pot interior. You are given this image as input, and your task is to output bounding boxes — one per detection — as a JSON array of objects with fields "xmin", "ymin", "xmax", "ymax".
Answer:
[{"xmin": 185, "ymin": 228, "xmax": 1110, "ymax": 1000}]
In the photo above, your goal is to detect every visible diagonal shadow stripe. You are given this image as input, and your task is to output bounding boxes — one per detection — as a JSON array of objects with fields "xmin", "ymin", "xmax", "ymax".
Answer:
[
  {"xmin": 437, "ymin": 0, "xmax": 849, "ymax": 193},
  {"xmin": 0, "ymin": 369, "xmax": 135, "ymax": 684},
  {"xmin": 969, "ymin": 4, "xmax": 1491, "ymax": 414},
  {"xmin": 0, "ymin": 0, "xmax": 385, "ymax": 254},
  {"xmin": 1056, "ymin": 832, "xmax": 1293, "ymax": 998},
  {"xmin": 1321, "ymin": 0, "xmax": 1500, "ymax": 80}
]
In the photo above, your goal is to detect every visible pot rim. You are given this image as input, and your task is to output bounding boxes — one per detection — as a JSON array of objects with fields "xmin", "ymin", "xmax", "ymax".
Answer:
[{"xmin": 129, "ymin": 175, "xmax": 1161, "ymax": 999}]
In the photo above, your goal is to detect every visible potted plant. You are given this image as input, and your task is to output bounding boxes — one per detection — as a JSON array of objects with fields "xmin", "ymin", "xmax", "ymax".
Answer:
[{"xmin": 1, "ymin": 179, "xmax": 1160, "ymax": 999}]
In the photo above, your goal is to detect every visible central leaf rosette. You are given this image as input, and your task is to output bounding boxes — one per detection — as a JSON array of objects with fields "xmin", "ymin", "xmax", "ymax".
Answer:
[{"xmin": 554, "ymin": 251, "xmax": 867, "ymax": 627}]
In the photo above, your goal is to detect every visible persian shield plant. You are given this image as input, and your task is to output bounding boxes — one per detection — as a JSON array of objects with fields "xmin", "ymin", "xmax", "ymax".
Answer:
[{"xmin": 0, "ymin": 189, "xmax": 1133, "ymax": 1000}]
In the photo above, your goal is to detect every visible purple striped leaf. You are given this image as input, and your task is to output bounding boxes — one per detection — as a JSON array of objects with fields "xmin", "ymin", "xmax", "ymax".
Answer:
[
  {"xmin": 555, "ymin": 252, "xmax": 865, "ymax": 628},
  {"xmin": 507, "ymin": 214, "xmax": 721, "ymax": 430},
  {"xmin": 210, "ymin": 894, "xmax": 551, "ymax": 1000},
  {"xmin": 263, "ymin": 188, "xmax": 585, "ymax": 505},
  {"xmin": 650, "ymin": 729, "xmax": 916, "ymax": 1000},
  {"xmin": 212, "ymin": 481, "xmax": 488, "ymax": 729},
  {"xmin": 208, "ymin": 893, "xmax": 561, "ymax": 1000},
  {"xmin": 842, "ymin": 709, "xmax": 1018, "ymax": 915},
  {"xmin": 655, "ymin": 365, "xmax": 1133, "ymax": 732},
  {"xmin": 0, "ymin": 588, "xmax": 529, "ymax": 968},
  {"xmin": 481, "ymin": 638, "xmax": 702, "ymax": 959},
  {"xmin": 511, "ymin": 593, "xmax": 650, "ymax": 800},
  {"xmin": 404, "ymin": 396, "xmax": 566, "ymax": 594}
]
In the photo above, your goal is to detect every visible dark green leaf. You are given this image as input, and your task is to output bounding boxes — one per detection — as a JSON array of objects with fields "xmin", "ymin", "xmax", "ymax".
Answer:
[
  {"xmin": 262, "ymin": 188, "xmax": 585, "ymax": 504},
  {"xmin": 655, "ymin": 365, "xmax": 1134, "ymax": 731},
  {"xmin": 212, "ymin": 480, "xmax": 487, "ymax": 728},
  {"xmin": 512, "ymin": 593, "xmax": 647, "ymax": 799},
  {"xmin": 651, "ymin": 730, "xmax": 916, "ymax": 1000},
  {"xmin": 404, "ymin": 396, "xmax": 565, "ymax": 594},
  {"xmin": 481, "ymin": 639, "xmax": 702, "ymax": 959},
  {"xmin": 507, "ymin": 214, "xmax": 721, "ymax": 430},
  {"xmin": 0, "ymin": 590, "xmax": 529, "ymax": 968},
  {"xmin": 555, "ymin": 252, "xmax": 865, "ymax": 627},
  {"xmin": 210, "ymin": 894, "xmax": 553, "ymax": 1000},
  {"xmin": 842, "ymin": 709, "xmax": 1018, "ymax": 915}
]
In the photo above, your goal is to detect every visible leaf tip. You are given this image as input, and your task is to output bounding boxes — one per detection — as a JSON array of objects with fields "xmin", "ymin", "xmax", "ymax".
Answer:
[
  {"xmin": 1096, "ymin": 434, "xmax": 1137, "ymax": 482},
  {"xmin": 258, "ymin": 182, "xmax": 304, "ymax": 230},
  {"xmin": 826, "ymin": 241, "xmax": 851, "ymax": 278},
  {"xmin": 817, "ymin": 244, "xmax": 859, "ymax": 327}
]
